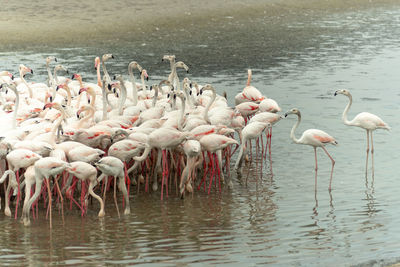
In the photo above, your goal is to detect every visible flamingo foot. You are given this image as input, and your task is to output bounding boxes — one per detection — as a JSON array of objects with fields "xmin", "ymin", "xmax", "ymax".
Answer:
[
  {"xmin": 98, "ymin": 209, "xmax": 105, "ymax": 217},
  {"xmin": 4, "ymin": 207, "xmax": 11, "ymax": 217}
]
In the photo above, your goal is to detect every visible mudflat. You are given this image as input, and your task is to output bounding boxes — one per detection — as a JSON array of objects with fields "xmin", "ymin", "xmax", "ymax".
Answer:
[{"xmin": 0, "ymin": 0, "xmax": 398, "ymax": 49}]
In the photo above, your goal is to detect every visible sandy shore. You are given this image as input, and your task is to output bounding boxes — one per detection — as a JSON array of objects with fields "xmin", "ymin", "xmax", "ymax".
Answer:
[{"xmin": 0, "ymin": 0, "xmax": 398, "ymax": 49}]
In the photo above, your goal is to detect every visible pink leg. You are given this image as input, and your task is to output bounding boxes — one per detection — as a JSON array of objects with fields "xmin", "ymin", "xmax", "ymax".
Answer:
[
  {"xmin": 321, "ymin": 146, "xmax": 335, "ymax": 191},
  {"xmin": 215, "ymin": 153, "xmax": 221, "ymax": 193},
  {"xmin": 14, "ymin": 170, "xmax": 20, "ymax": 220},
  {"xmin": 365, "ymin": 130, "xmax": 370, "ymax": 177},
  {"xmin": 207, "ymin": 152, "xmax": 215, "ymax": 195},
  {"xmin": 314, "ymin": 147, "xmax": 318, "ymax": 191}
]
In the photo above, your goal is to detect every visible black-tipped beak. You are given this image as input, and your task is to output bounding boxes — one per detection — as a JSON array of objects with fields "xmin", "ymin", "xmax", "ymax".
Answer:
[
  {"xmin": 111, "ymin": 55, "xmax": 114, "ymax": 59},
  {"xmin": 284, "ymin": 113, "xmax": 288, "ymax": 117},
  {"xmin": 54, "ymin": 58, "xmax": 57, "ymax": 62},
  {"xmin": 186, "ymin": 70, "xmax": 189, "ymax": 73},
  {"xmin": 56, "ymin": 85, "xmax": 60, "ymax": 91},
  {"xmin": 43, "ymin": 106, "xmax": 47, "ymax": 110},
  {"xmin": 11, "ymin": 75, "xmax": 14, "ymax": 80},
  {"xmin": 77, "ymin": 113, "xmax": 80, "ymax": 119},
  {"xmin": 113, "ymin": 88, "xmax": 116, "ymax": 94},
  {"xmin": 30, "ymin": 69, "xmax": 33, "ymax": 74},
  {"xmin": 113, "ymin": 75, "xmax": 116, "ymax": 80},
  {"xmin": 189, "ymin": 83, "xmax": 192, "ymax": 88},
  {"xmin": 108, "ymin": 83, "xmax": 112, "ymax": 90},
  {"xmin": 189, "ymin": 90, "xmax": 192, "ymax": 95},
  {"xmin": 334, "ymin": 92, "xmax": 337, "ymax": 96},
  {"xmin": 88, "ymin": 99, "xmax": 91, "ymax": 104},
  {"xmin": 71, "ymin": 74, "xmax": 75, "ymax": 79},
  {"xmin": 150, "ymin": 86, "xmax": 153, "ymax": 90},
  {"xmin": 146, "ymin": 76, "xmax": 149, "ymax": 81},
  {"xmin": 66, "ymin": 70, "xmax": 69, "ymax": 74},
  {"xmin": 49, "ymin": 96, "xmax": 53, "ymax": 102},
  {"xmin": 200, "ymin": 89, "xmax": 203, "ymax": 95},
  {"xmin": 161, "ymin": 58, "xmax": 164, "ymax": 62}
]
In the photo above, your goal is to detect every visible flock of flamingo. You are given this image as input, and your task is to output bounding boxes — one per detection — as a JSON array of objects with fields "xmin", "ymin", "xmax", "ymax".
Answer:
[{"xmin": 0, "ymin": 54, "xmax": 390, "ymax": 228}]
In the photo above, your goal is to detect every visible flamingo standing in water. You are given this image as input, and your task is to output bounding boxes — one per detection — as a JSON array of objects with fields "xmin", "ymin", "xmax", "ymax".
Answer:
[
  {"xmin": 95, "ymin": 156, "xmax": 130, "ymax": 217},
  {"xmin": 284, "ymin": 108, "xmax": 337, "ymax": 191},
  {"xmin": 22, "ymin": 157, "xmax": 70, "ymax": 228},
  {"xmin": 334, "ymin": 89, "xmax": 390, "ymax": 175}
]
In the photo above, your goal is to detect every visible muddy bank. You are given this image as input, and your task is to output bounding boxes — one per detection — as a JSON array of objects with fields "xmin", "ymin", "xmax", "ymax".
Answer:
[{"xmin": 0, "ymin": 0, "xmax": 398, "ymax": 49}]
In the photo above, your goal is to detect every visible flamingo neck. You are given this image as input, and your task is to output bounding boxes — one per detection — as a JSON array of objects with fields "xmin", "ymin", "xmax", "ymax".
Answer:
[
  {"xmin": 96, "ymin": 63, "xmax": 102, "ymax": 88},
  {"xmin": 133, "ymin": 145, "xmax": 151, "ymax": 162},
  {"xmin": 152, "ymin": 86, "xmax": 159, "ymax": 108},
  {"xmin": 178, "ymin": 96, "xmax": 186, "ymax": 131},
  {"xmin": 290, "ymin": 113, "xmax": 301, "ymax": 144},
  {"xmin": 101, "ymin": 77, "xmax": 108, "ymax": 121},
  {"xmin": 53, "ymin": 68, "xmax": 59, "ymax": 85},
  {"xmin": 47, "ymin": 61, "xmax": 54, "ymax": 87},
  {"xmin": 203, "ymin": 88, "xmax": 216, "ymax": 123},
  {"xmin": 51, "ymin": 112, "xmax": 65, "ymax": 145},
  {"xmin": 118, "ymin": 81, "xmax": 127, "ymax": 115},
  {"xmin": 10, "ymin": 87, "xmax": 19, "ymax": 129},
  {"xmin": 342, "ymin": 94, "xmax": 353, "ymax": 126},
  {"xmin": 77, "ymin": 106, "xmax": 95, "ymax": 129},
  {"xmin": 20, "ymin": 71, "xmax": 33, "ymax": 99},
  {"xmin": 0, "ymin": 170, "xmax": 15, "ymax": 184},
  {"xmin": 168, "ymin": 58, "xmax": 176, "ymax": 83},
  {"xmin": 128, "ymin": 65, "xmax": 138, "ymax": 106},
  {"xmin": 141, "ymin": 73, "xmax": 147, "ymax": 92},
  {"xmin": 102, "ymin": 60, "xmax": 111, "ymax": 85},
  {"xmin": 246, "ymin": 69, "xmax": 252, "ymax": 87}
]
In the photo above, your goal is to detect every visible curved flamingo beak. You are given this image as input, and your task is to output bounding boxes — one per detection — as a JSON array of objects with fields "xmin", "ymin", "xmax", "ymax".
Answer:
[
  {"xmin": 78, "ymin": 87, "xmax": 88, "ymax": 94},
  {"xmin": 43, "ymin": 103, "xmax": 54, "ymax": 110},
  {"xmin": 334, "ymin": 91, "xmax": 338, "ymax": 96}
]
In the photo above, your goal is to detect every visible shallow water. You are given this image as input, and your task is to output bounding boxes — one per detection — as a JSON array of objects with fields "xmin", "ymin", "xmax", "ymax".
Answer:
[{"xmin": 1, "ymin": 3, "xmax": 400, "ymax": 267}]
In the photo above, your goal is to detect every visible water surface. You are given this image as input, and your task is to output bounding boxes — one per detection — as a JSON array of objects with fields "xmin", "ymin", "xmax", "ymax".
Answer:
[{"xmin": 1, "ymin": 2, "xmax": 400, "ymax": 266}]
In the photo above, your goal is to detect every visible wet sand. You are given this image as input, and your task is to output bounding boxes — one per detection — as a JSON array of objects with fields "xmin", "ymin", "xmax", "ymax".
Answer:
[{"xmin": 0, "ymin": 0, "xmax": 398, "ymax": 49}]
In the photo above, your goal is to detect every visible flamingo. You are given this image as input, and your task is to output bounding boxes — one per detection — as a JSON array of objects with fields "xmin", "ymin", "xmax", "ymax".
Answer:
[
  {"xmin": 21, "ymin": 157, "xmax": 70, "ymax": 227},
  {"xmin": 334, "ymin": 89, "xmax": 390, "ymax": 175},
  {"xmin": 95, "ymin": 156, "xmax": 130, "ymax": 217},
  {"xmin": 65, "ymin": 161, "xmax": 105, "ymax": 218},
  {"xmin": 284, "ymin": 108, "xmax": 337, "ymax": 191},
  {"xmin": 234, "ymin": 121, "xmax": 271, "ymax": 180}
]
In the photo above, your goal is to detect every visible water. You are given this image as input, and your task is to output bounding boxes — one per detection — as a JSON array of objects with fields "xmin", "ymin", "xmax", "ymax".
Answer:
[{"xmin": 1, "ymin": 2, "xmax": 400, "ymax": 266}]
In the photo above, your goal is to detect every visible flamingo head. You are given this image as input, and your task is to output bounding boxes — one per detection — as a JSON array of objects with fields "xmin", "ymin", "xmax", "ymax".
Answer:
[
  {"xmin": 102, "ymin": 53, "xmax": 114, "ymax": 62},
  {"xmin": 162, "ymin": 55, "xmax": 175, "ymax": 62},
  {"xmin": 78, "ymin": 87, "xmax": 88, "ymax": 95},
  {"xmin": 46, "ymin": 56, "xmax": 57, "ymax": 64},
  {"xmin": 56, "ymin": 83, "xmax": 66, "ymax": 91},
  {"xmin": 140, "ymin": 69, "xmax": 149, "ymax": 81},
  {"xmin": 94, "ymin": 57, "xmax": 100, "ymax": 70},
  {"xmin": 284, "ymin": 108, "xmax": 300, "ymax": 117},
  {"xmin": 71, "ymin": 73, "xmax": 81, "ymax": 80},
  {"xmin": 43, "ymin": 102, "xmax": 55, "ymax": 110},
  {"xmin": 334, "ymin": 89, "xmax": 350, "ymax": 97}
]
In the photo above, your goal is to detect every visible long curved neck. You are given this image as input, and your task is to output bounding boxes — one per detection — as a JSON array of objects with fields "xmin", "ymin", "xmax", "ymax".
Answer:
[
  {"xmin": 203, "ymin": 89, "xmax": 216, "ymax": 123},
  {"xmin": 290, "ymin": 113, "xmax": 301, "ymax": 144},
  {"xmin": 152, "ymin": 86, "xmax": 159, "ymax": 107},
  {"xmin": 51, "ymin": 112, "xmax": 65, "ymax": 145},
  {"xmin": 102, "ymin": 60, "xmax": 111, "ymax": 84},
  {"xmin": 167, "ymin": 58, "xmax": 176, "ymax": 83},
  {"xmin": 178, "ymin": 96, "xmax": 185, "ymax": 131},
  {"xmin": 88, "ymin": 89, "xmax": 96, "ymax": 109},
  {"xmin": 0, "ymin": 170, "xmax": 15, "ymax": 184},
  {"xmin": 47, "ymin": 62, "xmax": 54, "ymax": 87},
  {"xmin": 140, "ymin": 73, "xmax": 146, "ymax": 92},
  {"xmin": 53, "ymin": 68, "xmax": 60, "ymax": 84},
  {"xmin": 342, "ymin": 94, "xmax": 353, "ymax": 126},
  {"xmin": 10, "ymin": 87, "xmax": 19, "ymax": 129},
  {"xmin": 133, "ymin": 146, "xmax": 151, "ymax": 162},
  {"xmin": 96, "ymin": 63, "xmax": 102, "ymax": 88},
  {"xmin": 128, "ymin": 65, "xmax": 138, "ymax": 105},
  {"xmin": 78, "ymin": 106, "xmax": 95, "ymax": 128},
  {"xmin": 118, "ymin": 82, "xmax": 127, "ymax": 115},
  {"xmin": 20, "ymin": 70, "xmax": 32, "ymax": 98},
  {"xmin": 101, "ymin": 77, "xmax": 108, "ymax": 121},
  {"xmin": 246, "ymin": 69, "xmax": 252, "ymax": 86}
]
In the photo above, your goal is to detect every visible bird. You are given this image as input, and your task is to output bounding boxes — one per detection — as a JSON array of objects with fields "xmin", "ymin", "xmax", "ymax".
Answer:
[
  {"xmin": 285, "ymin": 108, "xmax": 337, "ymax": 191},
  {"xmin": 334, "ymin": 89, "xmax": 390, "ymax": 175},
  {"xmin": 95, "ymin": 156, "xmax": 130, "ymax": 216}
]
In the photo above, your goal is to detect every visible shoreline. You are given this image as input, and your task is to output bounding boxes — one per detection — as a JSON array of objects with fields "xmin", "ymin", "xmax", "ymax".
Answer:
[{"xmin": 0, "ymin": 0, "xmax": 398, "ymax": 49}]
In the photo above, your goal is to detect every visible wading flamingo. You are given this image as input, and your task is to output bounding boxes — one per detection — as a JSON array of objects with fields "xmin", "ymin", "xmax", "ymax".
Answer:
[
  {"xmin": 334, "ymin": 89, "xmax": 390, "ymax": 176},
  {"xmin": 284, "ymin": 108, "xmax": 337, "ymax": 191}
]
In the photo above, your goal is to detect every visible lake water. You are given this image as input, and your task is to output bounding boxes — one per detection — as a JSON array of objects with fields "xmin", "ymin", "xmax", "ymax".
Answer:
[{"xmin": 0, "ymin": 2, "xmax": 400, "ymax": 266}]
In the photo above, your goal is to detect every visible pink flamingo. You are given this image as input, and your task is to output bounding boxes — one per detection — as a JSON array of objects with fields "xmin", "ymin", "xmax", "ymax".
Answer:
[
  {"xmin": 234, "ymin": 121, "xmax": 271, "ymax": 181},
  {"xmin": 198, "ymin": 134, "xmax": 238, "ymax": 194},
  {"xmin": 65, "ymin": 161, "xmax": 105, "ymax": 218},
  {"xmin": 22, "ymin": 157, "xmax": 70, "ymax": 227},
  {"xmin": 285, "ymin": 108, "xmax": 337, "ymax": 191},
  {"xmin": 334, "ymin": 89, "xmax": 390, "ymax": 175},
  {"xmin": 6, "ymin": 148, "xmax": 42, "ymax": 218},
  {"xmin": 95, "ymin": 156, "xmax": 130, "ymax": 217}
]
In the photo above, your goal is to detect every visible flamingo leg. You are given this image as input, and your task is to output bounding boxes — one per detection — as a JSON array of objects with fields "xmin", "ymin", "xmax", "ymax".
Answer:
[
  {"xmin": 54, "ymin": 176, "xmax": 64, "ymax": 225},
  {"xmin": 161, "ymin": 150, "xmax": 166, "ymax": 200},
  {"xmin": 365, "ymin": 130, "xmax": 370, "ymax": 177},
  {"xmin": 14, "ymin": 170, "xmax": 21, "ymax": 220},
  {"xmin": 314, "ymin": 147, "xmax": 318, "ymax": 191},
  {"xmin": 207, "ymin": 152, "xmax": 214, "ymax": 195},
  {"xmin": 113, "ymin": 175, "xmax": 120, "ymax": 219},
  {"xmin": 321, "ymin": 146, "xmax": 335, "ymax": 191},
  {"xmin": 371, "ymin": 131, "xmax": 375, "ymax": 178},
  {"xmin": 45, "ymin": 178, "xmax": 52, "ymax": 229}
]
